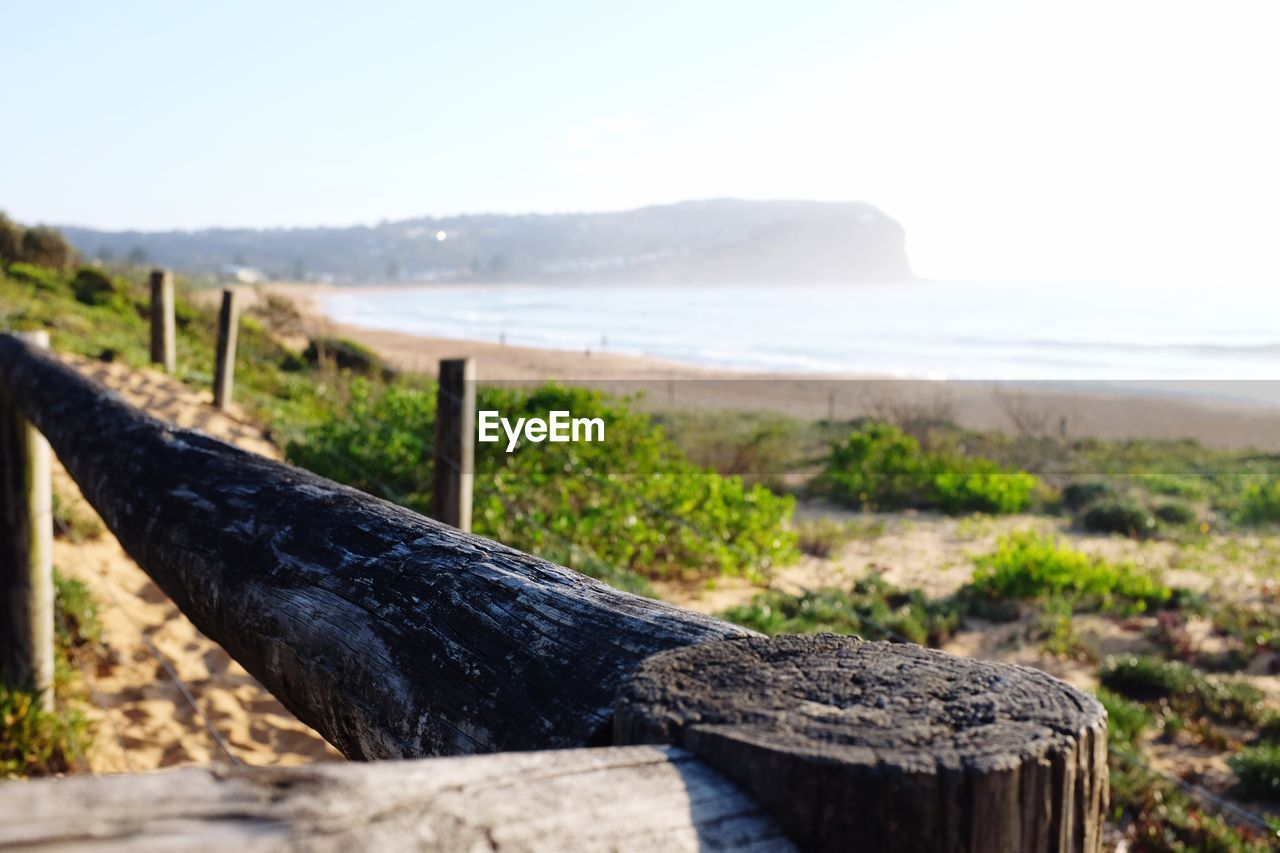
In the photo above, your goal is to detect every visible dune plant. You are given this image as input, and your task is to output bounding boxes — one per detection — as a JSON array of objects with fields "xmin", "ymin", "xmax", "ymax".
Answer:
[
  {"xmin": 718, "ymin": 575, "xmax": 962, "ymax": 646},
  {"xmin": 820, "ymin": 423, "xmax": 1038, "ymax": 514},
  {"xmin": 288, "ymin": 379, "xmax": 797, "ymax": 583},
  {"xmin": 970, "ymin": 530, "xmax": 1171, "ymax": 612}
]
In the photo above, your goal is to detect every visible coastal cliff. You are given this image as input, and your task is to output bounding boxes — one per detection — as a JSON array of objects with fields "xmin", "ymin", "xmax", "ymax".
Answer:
[{"xmin": 61, "ymin": 199, "xmax": 913, "ymax": 285}]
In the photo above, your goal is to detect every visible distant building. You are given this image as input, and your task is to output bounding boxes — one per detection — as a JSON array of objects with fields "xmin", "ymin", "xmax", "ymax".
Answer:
[{"xmin": 220, "ymin": 264, "xmax": 266, "ymax": 284}]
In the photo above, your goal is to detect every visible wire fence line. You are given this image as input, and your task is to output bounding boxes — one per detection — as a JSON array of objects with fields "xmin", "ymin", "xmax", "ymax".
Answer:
[{"xmin": 1112, "ymin": 746, "xmax": 1278, "ymax": 836}]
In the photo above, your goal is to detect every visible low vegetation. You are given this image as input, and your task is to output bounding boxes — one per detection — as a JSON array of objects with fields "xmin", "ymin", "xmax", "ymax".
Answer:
[
  {"xmin": 719, "ymin": 575, "xmax": 962, "ymax": 646},
  {"xmin": 1100, "ymin": 655, "xmax": 1263, "ymax": 726},
  {"xmin": 52, "ymin": 492, "xmax": 105, "ymax": 543},
  {"xmin": 1100, "ymin": 690, "xmax": 1280, "ymax": 851},
  {"xmin": 288, "ymin": 380, "xmax": 798, "ymax": 584},
  {"xmin": 1, "ymin": 571, "xmax": 101, "ymax": 778},
  {"xmin": 0, "ymin": 685, "xmax": 88, "ymax": 778},
  {"xmin": 818, "ymin": 422, "xmax": 1039, "ymax": 514},
  {"xmin": 1230, "ymin": 744, "xmax": 1280, "ymax": 801},
  {"xmin": 970, "ymin": 530, "xmax": 1172, "ymax": 613},
  {"xmin": 1237, "ymin": 479, "xmax": 1280, "ymax": 527},
  {"xmin": 1080, "ymin": 499, "xmax": 1157, "ymax": 538}
]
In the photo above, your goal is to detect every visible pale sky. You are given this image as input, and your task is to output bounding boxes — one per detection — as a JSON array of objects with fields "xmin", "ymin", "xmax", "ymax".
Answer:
[{"xmin": 3, "ymin": 0, "xmax": 1278, "ymax": 284}]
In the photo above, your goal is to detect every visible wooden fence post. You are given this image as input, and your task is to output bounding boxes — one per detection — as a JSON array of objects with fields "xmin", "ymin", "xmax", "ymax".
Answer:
[
  {"xmin": 213, "ymin": 288, "xmax": 240, "ymax": 411},
  {"xmin": 434, "ymin": 358, "xmax": 475, "ymax": 531},
  {"xmin": 617, "ymin": 635, "xmax": 1109, "ymax": 853},
  {"xmin": 149, "ymin": 269, "xmax": 176, "ymax": 373},
  {"xmin": 0, "ymin": 330, "xmax": 54, "ymax": 709}
]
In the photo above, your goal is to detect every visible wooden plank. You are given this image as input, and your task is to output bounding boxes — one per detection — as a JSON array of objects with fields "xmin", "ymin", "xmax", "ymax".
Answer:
[
  {"xmin": 0, "ymin": 334, "xmax": 750, "ymax": 759},
  {"xmin": 615, "ymin": 635, "xmax": 1108, "ymax": 853},
  {"xmin": 149, "ymin": 269, "xmax": 176, "ymax": 373},
  {"xmin": 213, "ymin": 287, "xmax": 240, "ymax": 410},
  {"xmin": 433, "ymin": 357, "xmax": 475, "ymax": 531},
  {"xmin": 0, "ymin": 330, "xmax": 54, "ymax": 708},
  {"xmin": 0, "ymin": 745, "xmax": 795, "ymax": 852}
]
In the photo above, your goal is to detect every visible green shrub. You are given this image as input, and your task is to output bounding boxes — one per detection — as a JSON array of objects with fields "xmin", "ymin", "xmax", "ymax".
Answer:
[
  {"xmin": 0, "ymin": 683, "xmax": 89, "ymax": 778},
  {"xmin": 1081, "ymin": 500, "xmax": 1156, "ymax": 538},
  {"xmin": 718, "ymin": 576, "xmax": 962, "ymax": 646},
  {"xmin": 54, "ymin": 572, "xmax": 102, "ymax": 651},
  {"xmin": 1061, "ymin": 481, "xmax": 1116, "ymax": 511},
  {"xmin": 303, "ymin": 336, "xmax": 395, "ymax": 379},
  {"xmin": 288, "ymin": 380, "xmax": 797, "ymax": 582},
  {"xmin": 70, "ymin": 268, "xmax": 116, "ymax": 305},
  {"xmin": 820, "ymin": 423, "xmax": 1037, "ymax": 514},
  {"xmin": 1100, "ymin": 655, "xmax": 1263, "ymax": 724},
  {"xmin": 1038, "ymin": 594, "xmax": 1090, "ymax": 658},
  {"xmin": 5, "ymin": 261, "xmax": 60, "ymax": 290},
  {"xmin": 970, "ymin": 530, "xmax": 1171, "ymax": 612},
  {"xmin": 1097, "ymin": 688, "xmax": 1152, "ymax": 749},
  {"xmin": 1237, "ymin": 479, "xmax": 1280, "ymax": 526},
  {"xmin": 1153, "ymin": 500, "xmax": 1195, "ymax": 526},
  {"xmin": 19, "ymin": 227, "xmax": 75, "ymax": 270},
  {"xmin": 1230, "ymin": 744, "xmax": 1280, "ymax": 801},
  {"xmin": 1142, "ymin": 473, "xmax": 1207, "ymax": 500},
  {"xmin": 0, "ymin": 212, "xmax": 22, "ymax": 263},
  {"xmin": 1101, "ymin": 654, "xmax": 1197, "ymax": 701},
  {"xmin": 0, "ymin": 570, "xmax": 99, "ymax": 778},
  {"xmin": 932, "ymin": 458, "xmax": 1039, "ymax": 514},
  {"xmin": 819, "ymin": 423, "xmax": 930, "ymax": 510}
]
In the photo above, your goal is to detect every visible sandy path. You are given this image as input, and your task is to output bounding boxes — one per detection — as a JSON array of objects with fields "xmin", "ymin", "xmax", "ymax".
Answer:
[{"xmin": 52, "ymin": 354, "xmax": 340, "ymax": 771}]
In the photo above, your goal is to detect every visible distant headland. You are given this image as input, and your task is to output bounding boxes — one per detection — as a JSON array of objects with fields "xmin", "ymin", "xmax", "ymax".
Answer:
[{"xmin": 58, "ymin": 199, "xmax": 914, "ymax": 286}]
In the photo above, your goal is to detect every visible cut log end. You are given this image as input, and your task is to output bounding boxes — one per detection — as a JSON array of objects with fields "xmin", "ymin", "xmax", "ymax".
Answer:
[{"xmin": 615, "ymin": 634, "xmax": 1108, "ymax": 853}]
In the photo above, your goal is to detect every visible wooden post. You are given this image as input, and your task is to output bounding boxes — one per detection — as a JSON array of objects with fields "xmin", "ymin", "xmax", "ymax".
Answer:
[
  {"xmin": 0, "ymin": 330, "xmax": 54, "ymax": 709},
  {"xmin": 616, "ymin": 635, "xmax": 1109, "ymax": 853},
  {"xmin": 213, "ymin": 288, "xmax": 240, "ymax": 411},
  {"xmin": 149, "ymin": 269, "xmax": 176, "ymax": 373},
  {"xmin": 433, "ymin": 358, "xmax": 475, "ymax": 531}
]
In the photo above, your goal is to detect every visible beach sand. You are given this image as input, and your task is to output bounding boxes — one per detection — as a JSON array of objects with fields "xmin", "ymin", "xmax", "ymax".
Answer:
[{"xmin": 52, "ymin": 353, "xmax": 340, "ymax": 772}]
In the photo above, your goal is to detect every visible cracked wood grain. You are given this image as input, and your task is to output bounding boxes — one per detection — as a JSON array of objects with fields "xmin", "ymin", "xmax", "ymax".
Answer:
[
  {"xmin": 0, "ymin": 745, "xmax": 795, "ymax": 852},
  {"xmin": 0, "ymin": 334, "xmax": 750, "ymax": 759},
  {"xmin": 614, "ymin": 635, "xmax": 1108, "ymax": 853}
]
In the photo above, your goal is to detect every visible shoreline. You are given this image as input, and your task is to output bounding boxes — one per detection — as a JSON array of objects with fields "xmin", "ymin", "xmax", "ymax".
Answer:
[{"xmin": 251, "ymin": 282, "xmax": 1280, "ymax": 450}]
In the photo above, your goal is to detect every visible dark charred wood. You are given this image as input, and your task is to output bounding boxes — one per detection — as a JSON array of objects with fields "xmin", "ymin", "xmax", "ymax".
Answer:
[
  {"xmin": 0, "ymin": 334, "xmax": 750, "ymax": 759},
  {"xmin": 614, "ymin": 635, "xmax": 1108, "ymax": 853}
]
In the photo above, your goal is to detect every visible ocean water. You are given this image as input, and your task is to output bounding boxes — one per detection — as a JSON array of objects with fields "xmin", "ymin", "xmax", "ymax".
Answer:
[{"xmin": 320, "ymin": 281, "xmax": 1280, "ymax": 382}]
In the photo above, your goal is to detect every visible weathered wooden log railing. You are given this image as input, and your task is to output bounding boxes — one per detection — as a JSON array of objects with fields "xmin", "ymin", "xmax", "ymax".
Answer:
[{"xmin": 0, "ymin": 333, "xmax": 1108, "ymax": 852}]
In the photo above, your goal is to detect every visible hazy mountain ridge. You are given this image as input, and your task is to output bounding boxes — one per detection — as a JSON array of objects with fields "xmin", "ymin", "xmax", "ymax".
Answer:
[{"xmin": 60, "ymin": 199, "xmax": 913, "ymax": 284}]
